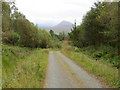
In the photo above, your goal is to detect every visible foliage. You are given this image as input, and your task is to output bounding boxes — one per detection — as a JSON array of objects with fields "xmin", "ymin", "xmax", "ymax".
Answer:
[
  {"xmin": 49, "ymin": 40, "xmax": 62, "ymax": 49},
  {"xmin": 69, "ymin": 2, "xmax": 119, "ymax": 47},
  {"xmin": 2, "ymin": 45, "xmax": 48, "ymax": 88},
  {"xmin": 3, "ymin": 31, "xmax": 20, "ymax": 45},
  {"xmin": 68, "ymin": 2, "xmax": 119, "ymax": 69},
  {"xmin": 58, "ymin": 32, "xmax": 67, "ymax": 41},
  {"xmin": 81, "ymin": 46, "xmax": 119, "ymax": 68},
  {"xmin": 2, "ymin": 2, "xmax": 11, "ymax": 32},
  {"xmin": 62, "ymin": 48, "xmax": 119, "ymax": 88},
  {"xmin": 49, "ymin": 30, "xmax": 68, "ymax": 41},
  {"xmin": 38, "ymin": 29, "xmax": 51, "ymax": 48},
  {"xmin": 49, "ymin": 30, "xmax": 67, "ymax": 48},
  {"xmin": 2, "ymin": 1, "xmax": 51, "ymax": 48}
]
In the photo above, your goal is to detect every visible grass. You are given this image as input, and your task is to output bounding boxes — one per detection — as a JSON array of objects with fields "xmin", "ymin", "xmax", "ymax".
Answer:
[
  {"xmin": 81, "ymin": 46, "xmax": 119, "ymax": 68},
  {"xmin": 61, "ymin": 47, "xmax": 119, "ymax": 88},
  {"xmin": 2, "ymin": 45, "xmax": 49, "ymax": 88}
]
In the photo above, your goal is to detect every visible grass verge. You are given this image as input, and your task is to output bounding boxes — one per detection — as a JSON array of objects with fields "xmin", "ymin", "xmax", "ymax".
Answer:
[
  {"xmin": 2, "ymin": 45, "xmax": 49, "ymax": 88},
  {"xmin": 61, "ymin": 48, "xmax": 119, "ymax": 88}
]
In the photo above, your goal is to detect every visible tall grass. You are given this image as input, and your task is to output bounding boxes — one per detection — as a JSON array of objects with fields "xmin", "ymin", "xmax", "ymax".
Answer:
[
  {"xmin": 62, "ymin": 47, "xmax": 119, "ymax": 88},
  {"xmin": 2, "ymin": 45, "xmax": 49, "ymax": 88}
]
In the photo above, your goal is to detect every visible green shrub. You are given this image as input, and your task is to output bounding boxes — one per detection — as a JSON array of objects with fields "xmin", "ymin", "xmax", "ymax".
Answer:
[
  {"xmin": 62, "ymin": 49, "xmax": 119, "ymax": 88},
  {"xmin": 49, "ymin": 40, "xmax": 62, "ymax": 48},
  {"xmin": 3, "ymin": 31, "xmax": 20, "ymax": 45},
  {"xmin": 68, "ymin": 45, "xmax": 119, "ymax": 68},
  {"xmin": 2, "ymin": 45, "xmax": 48, "ymax": 88}
]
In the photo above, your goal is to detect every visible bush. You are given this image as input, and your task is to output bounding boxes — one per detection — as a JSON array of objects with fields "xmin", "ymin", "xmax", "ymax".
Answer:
[
  {"xmin": 81, "ymin": 45, "xmax": 119, "ymax": 68},
  {"xmin": 49, "ymin": 40, "xmax": 62, "ymax": 48},
  {"xmin": 38, "ymin": 29, "xmax": 51, "ymax": 48},
  {"xmin": 3, "ymin": 31, "xmax": 20, "ymax": 45}
]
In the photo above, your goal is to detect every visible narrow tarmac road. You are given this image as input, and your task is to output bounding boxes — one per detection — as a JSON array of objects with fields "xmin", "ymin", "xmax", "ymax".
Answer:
[{"xmin": 44, "ymin": 51, "xmax": 103, "ymax": 88}]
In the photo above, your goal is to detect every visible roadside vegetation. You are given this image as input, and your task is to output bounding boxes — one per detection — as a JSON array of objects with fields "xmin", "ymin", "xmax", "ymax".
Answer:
[
  {"xmin": 2, "ymin": 1, "xmax": 66, "ymax": 88},
  {"xmin": 62, "ymin": 46, "xmax": 119, "ymax": 88},
  {"xmin": 49, "ymin": 30, "xmax": 68, "ymax": 49},
  {"xmin": 2, "ymin": 45, "xmax": 48, "ymax": 88},
  {"xmin": 2, "ymin": 2, "xmax": 51, "ymax": 48},
  {"xmin": 1, "ymin": 0, "xmax": 119, "ymax": 88},
  {"xmin": 66, "ymin": 2, "xmax": 119, "ymax": 88},
  {"xmin": 2, "ymin": 1, "xmax": 50, "ymax": 88}
]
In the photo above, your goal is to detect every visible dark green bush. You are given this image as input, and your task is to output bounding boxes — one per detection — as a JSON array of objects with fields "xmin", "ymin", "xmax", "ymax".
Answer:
[
  {"xmin": 3, "ymin": 31, "xmax": 20, "ymax": 45},
  {"xmin": 49, "ymin": 40, "xmax": 62, "ymax": 48}
]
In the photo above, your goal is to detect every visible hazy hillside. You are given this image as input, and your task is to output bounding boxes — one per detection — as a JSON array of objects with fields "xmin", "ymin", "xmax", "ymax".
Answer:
[
  {"xmin": 51, "ymin": 21, "xmax": 73, "ymax": 34},
  {"xmin": 40, "ymin": 21, "xmax": 73, "ymax": 34}
]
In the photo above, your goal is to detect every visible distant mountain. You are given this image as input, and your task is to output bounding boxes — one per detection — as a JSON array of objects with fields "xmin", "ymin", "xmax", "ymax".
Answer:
[
  {"xmin": 50, "ymin": 21, "xmax": 73, "ymax": 34},
  {"xmin": 43, "ymin": 21, "xmax": 73, "ymax": 34}
]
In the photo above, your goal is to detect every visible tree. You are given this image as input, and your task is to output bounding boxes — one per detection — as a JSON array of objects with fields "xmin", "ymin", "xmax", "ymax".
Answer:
[
  {"xmin": 69, "ymin": 20, "xmax": 81, "ymax": 47},
  {"xmin": 69, "ymin": 1, "xmax": 119, "ymax": 49},
  {"xmin": 38, "ymin": 29, "xmax": 51, "ymax": 48},
  {"xmin": 2, "ymin": 1, "xmax": 51, "ymax": 48},
  {"xmin": 49, "ymin": 30, "xmax": 55, "ymax": 37},
  {"xmin": 2, "ymin": 2, "xmax": 11, "ymax": 32},
  {"xmin": 58, "ymin": 32, "xmax": 66, "ymax": 41},
  {"xmin": 97, "ymin": 2, "xmax": 119, "ymax": 47}
]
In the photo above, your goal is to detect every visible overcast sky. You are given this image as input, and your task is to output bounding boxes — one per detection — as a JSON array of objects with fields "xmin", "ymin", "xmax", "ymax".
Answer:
[{"xmin": 15, "ymin": 0, "xmax": 98, "ymax": 26}]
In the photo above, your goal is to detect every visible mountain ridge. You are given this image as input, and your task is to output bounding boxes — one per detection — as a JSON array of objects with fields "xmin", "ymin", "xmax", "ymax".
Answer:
[
  {"xmin": 48, "ymin": 20, "xmax": 73, "ymax": 34},
  {"xmin": 38, "ymin": 20, "xmax": 73, "ymax": 34}
]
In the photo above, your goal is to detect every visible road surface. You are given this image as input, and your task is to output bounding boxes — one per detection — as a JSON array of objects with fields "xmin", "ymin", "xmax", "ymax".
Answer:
[{"xmin": 44, "ymin": 51, "xmax": 103, "ymax": 88}]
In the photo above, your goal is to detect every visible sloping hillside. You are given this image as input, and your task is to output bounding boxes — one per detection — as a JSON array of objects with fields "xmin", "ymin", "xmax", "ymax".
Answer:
[
  {"xmin": 51, "ymin": 21, "xmax": 73, "ymax": 34},
  {"xmin": 43, "ymin": 21, "xmax": 73, "ymax": 34}
]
